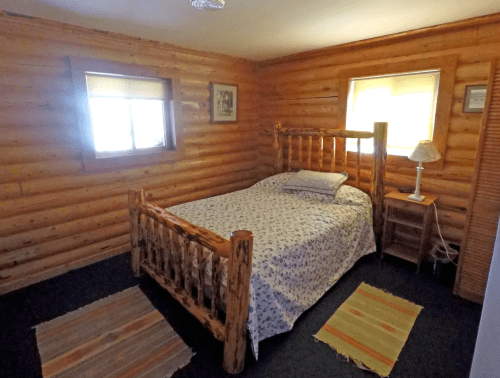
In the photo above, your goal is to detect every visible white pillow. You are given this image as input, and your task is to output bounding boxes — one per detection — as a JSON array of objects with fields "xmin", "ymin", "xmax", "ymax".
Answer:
[{"xmin": 283, "ymin": 170, "xmax": 348, "ymax": 196}]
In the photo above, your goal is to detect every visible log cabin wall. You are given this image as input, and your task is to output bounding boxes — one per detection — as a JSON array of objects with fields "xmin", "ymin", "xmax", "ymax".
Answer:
[
  {"xmin": 256, "ymin": 16, "xmax": 500, "ymax": 302},
  {"xmin": 0, "ymin": 12, "xmax": 260, "ymax": 295}
]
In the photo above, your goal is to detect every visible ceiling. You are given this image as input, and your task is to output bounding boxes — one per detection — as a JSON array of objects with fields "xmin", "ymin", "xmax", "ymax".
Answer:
[{"xmin": 2, "ymin": 0, "xmax": 500, "ymax": 61}]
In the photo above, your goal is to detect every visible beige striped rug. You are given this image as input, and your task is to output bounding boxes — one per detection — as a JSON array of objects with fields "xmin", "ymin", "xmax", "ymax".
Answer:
[
  {"xmin": 35, "ymin": 287, "xmax": 193, "ymax": 378},
  {"xmin": 315, "ymin": 282, "xmax": 423, "ymax": 377}
]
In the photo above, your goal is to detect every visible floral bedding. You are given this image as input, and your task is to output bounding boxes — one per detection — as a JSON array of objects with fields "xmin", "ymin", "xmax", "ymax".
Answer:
[{"xmin": 167, "ymin": 172, "xmax": 376, "ymax": 359}]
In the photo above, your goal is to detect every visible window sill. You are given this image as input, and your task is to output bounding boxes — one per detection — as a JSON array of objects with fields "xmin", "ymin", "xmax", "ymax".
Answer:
[{"xmin": 81, "ymin": 148, "xmax": 184, "ymax": 173}]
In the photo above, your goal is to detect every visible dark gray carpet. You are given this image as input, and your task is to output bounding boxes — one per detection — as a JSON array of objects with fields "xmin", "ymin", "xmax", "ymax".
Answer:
[{"xmin": 0, "ymin": 252, "xmax": 481, "ymax": 378}]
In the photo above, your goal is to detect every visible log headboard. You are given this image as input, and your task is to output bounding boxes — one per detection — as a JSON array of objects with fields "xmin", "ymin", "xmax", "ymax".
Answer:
[{"xmin": 272, "ymin": 121, "xmax": 388, "ymax": 251}]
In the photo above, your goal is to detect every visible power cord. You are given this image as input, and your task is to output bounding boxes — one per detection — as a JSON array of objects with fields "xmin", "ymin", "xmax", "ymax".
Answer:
[{"xmin": 431, "ymin": 202, "xmax": 458, "ymax": 266}]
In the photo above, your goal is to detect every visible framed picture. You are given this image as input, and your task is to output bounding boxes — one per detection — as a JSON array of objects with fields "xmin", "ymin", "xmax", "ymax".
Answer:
[
  {"xmin": 463, "ymin": 85, "xmax": 487, "ymax": 113},
  {"xmin": 210, "ymin": 82, "xmax": 238, "ymax": 123}
]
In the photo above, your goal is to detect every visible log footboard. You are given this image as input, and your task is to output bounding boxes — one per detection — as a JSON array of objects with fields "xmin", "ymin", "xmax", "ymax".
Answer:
[{"xmin": 128, "ymin": 189, "xmax": 253, "ymax": 374}]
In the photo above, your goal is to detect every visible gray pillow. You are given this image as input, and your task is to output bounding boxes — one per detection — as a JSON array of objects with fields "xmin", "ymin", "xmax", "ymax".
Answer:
[{"xmin": 283, "ymin": 170, "xmax": 348, "ymax": 196}]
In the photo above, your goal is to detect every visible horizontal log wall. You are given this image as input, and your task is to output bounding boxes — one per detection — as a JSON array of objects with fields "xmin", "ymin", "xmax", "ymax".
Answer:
[
  {"xmin": 256, "ymin": 20, "xmax": 500, "ymax": 301},
  {"xmin": 0, "ymin": 13, "xmax": 259, "ymax": 295}
]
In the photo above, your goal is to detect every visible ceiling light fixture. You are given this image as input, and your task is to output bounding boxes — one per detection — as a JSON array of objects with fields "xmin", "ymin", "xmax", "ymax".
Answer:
[{"xmin": 191, "ymin": 0, "xmax": 225, "ymax": 11}]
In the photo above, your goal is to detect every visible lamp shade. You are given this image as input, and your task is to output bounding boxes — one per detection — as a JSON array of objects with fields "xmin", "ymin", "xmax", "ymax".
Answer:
[{"xmin": 408, "ymin": 140, "xmax": 441, "ymax": 163}]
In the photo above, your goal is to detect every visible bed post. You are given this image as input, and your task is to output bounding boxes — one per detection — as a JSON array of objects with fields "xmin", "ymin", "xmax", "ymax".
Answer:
[
  {"xmin": 223, "ymin": 230, "xmax": 254, "ymax": 374},
  {"xmin": 129, "ymin": 189, "xmax": 145, "ymax": 277},
  {"xmin": 371, "ymin": 122, "xmax": 388, "ymax": 254},
  {"xmin": 273, "ymin": 121, "xmax": 283, "ymax": 174}
]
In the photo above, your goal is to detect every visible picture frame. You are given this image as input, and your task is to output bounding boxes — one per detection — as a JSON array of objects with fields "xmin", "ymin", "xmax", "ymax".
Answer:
[
  {"xmin": 209, "ymin": 82, "xmax": 238, "ymax": 123},
  {"xmin": 463, "ymin": 85, "xmax": 487, "ymax": 113}
]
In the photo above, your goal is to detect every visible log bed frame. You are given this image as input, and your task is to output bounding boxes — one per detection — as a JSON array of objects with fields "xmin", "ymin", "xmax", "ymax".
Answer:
[{"xmin": 128, "ymin": 121, "xmax": 387, "ymax": 374}]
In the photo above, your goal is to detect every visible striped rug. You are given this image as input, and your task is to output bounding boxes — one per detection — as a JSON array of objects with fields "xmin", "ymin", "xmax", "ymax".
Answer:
[
  {"xmin": 315, "ymin": 282, "xmax": 423, "ymax": 377},
  {"xmin": 35, "ymin": 287, "xmax": 193, "ymax": 378}
]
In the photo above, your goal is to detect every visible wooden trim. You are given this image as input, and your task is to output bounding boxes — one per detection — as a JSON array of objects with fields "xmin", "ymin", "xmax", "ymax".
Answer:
[
  {"xmin": 69, "ymin": 56, "xmax": 185, "ymax": 173},
  {"xmin": 337, "ymin": 55, "xmax": 457, "ymax": 169},
  {"xmin": 453, "ymin": 58, "xmax": 498, "ymax": 301},
  {"xmin": 259, "ymin": 12, "xmax": 500, "ymax": 66}
]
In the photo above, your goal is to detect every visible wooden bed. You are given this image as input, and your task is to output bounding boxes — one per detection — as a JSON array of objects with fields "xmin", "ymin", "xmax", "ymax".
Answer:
[{"xmin": 128, "ymin": 121, "xmax": 387, "ymax": 374}]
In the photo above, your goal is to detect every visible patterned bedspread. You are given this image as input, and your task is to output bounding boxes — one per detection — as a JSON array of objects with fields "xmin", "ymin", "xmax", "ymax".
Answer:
[{"xmin": 168, "ymin": 172, "xmax": 376, "ymax": 358}]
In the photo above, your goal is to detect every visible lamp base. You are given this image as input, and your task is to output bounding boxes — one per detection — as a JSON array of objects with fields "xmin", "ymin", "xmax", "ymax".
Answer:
[{"xmin": 408, "ymin": 193, "xmax": 426, "ymax": 202}]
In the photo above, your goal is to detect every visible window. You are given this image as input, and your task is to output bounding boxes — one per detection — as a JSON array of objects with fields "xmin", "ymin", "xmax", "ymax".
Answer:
[
  {"xmin": 70, "ymin": 57, "xmax": 182, "ymax": 172},
  {"xmin": 338, "ymin": 55, "xmax": 457, "ymax": 167},
  {"xmin": 346, "ymin": 71, "xmax": 440, "ymax": 156},
  {"xmin": 86, "ymin": 74, "xmax": 174, "ymax": 157}
]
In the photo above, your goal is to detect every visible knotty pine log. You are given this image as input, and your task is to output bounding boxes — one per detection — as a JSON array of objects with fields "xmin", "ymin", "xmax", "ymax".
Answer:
[
  {"xmin": 154, "ymin": 178, "xmax": 258, "ymax": 209},
  {"xmin": 0, "ymin": 125, "xmax": 79, "ymax": 147},
  {"xmin": 0, "ymin": 174, "xmax": 259, "ymax": 277},
  {"xmin": 20, "ymin": 150, "xmax": 256, "ymax": 196},
  {"xmin": 0, "ymin": 159, "xmax": 83, "ymax": 185},
  {"xmin": 145, "ymin": 169, "xmax": 257, "ymax": 203},
  {"xmin": 0, "ymin": 145, "xmax": 79, "ymax": 165},
  {"xmin": 0, "ymin": 160, "xmax": 257, "ymax": 218},
  {"xmin": 0, "ymin": 243, "xmax": 129, "ymax": 296},
  {"xmin": 0, "ymin": 234, "xmax": 130, "ymax": 283},
  {"xmin": 223, "ymin": 230, "xmax": 253, "ymax": 373},
  {"xmin": 256, "ymin": 19, "xmax": 500, "ymax": 259},
  {"xmin": 0, "ymin": 209, "xmax": 129, "ymax": 254},
  {"xmin": 0, "ymin": 182, "xmax": 21, "ymax": 200},
  {"xmin": 259, "ymin": 22, "xmax": 500, "ymax": 75},
  {"xmin": 0, "ymin": 11, "xmax": 259, "ymax": 295},
  {"xmin": 0, "ymin": 168, "xmax": 258, "ymax": 237},
  {"xmin": 0, "ymin": 222, "xmax": 129, "ymax": 270},
  {"xmin": 184, "ymin": 141, "xmax": 258, "ymax": 159},
  {"xmin": 0, "ymin": 108, "xmax": 76, "ymax": 129}
]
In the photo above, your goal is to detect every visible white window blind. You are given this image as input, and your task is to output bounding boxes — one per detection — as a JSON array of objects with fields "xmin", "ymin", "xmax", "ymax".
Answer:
[
  {"xmin": 346, "ymin": 70, "xmax": 440, "ymax": 156},
  {"xmin": 85, "ymin": 73, "xmax": 168, "ymax": 157}
]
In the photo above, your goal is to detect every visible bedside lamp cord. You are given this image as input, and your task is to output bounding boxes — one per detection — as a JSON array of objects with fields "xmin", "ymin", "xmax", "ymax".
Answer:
[{"xmin": 432, "ymin": 202, "xmax": 458, "ymax": 266}]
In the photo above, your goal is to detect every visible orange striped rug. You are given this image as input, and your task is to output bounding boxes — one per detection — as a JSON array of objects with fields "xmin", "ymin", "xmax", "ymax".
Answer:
[
  {"xmin": 35, "ymin": 287, "xmax": 193, "ymax": 378},
  {"xmin": 315, "ymin": 282, "xmax": 423, "ymax": 377}
]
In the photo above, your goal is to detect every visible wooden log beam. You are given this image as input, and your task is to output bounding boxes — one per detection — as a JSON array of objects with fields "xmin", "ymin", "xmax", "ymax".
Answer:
[
  {"xmin": 0, "ymin": 209, "xmax": 128, "ymax": 254},
  {"xmin": 371, "ymin": 122, "xmax": 388, "ymax": 253},
  {"xmin": 223, "ymin": 230, "xmax": 253, "ymax": 374},
  {"xmin": 0, "ymin": 234, "xmax": 130, "ymax": 290},
  {"xmin": 129, "ymin": 190, "xmax": 145, "ymax": 276},
  {"xmin": 140, "ymin": 264, "xmax": 226, "ymax": 342},
  {"xmin": 20, "ymin": 150, "xmax": 256, "ymax": 196},
  {"xmin": 0, "ymin": 159, "xmax": 257, "ymax": 219},
  {"xmin": 138, "ymin": 202, "xmax": 230, "ymax": 258},
  {"xmin": 0, "ymin": 222, "xmax": 129, "ymax": 270},
  {"xmin": 0, "ymin": 243, "xmax": 129, "ymax": 296},
  {"xmin": 279, "ymin": 127, "xmax": 373, "ymax": 139}
]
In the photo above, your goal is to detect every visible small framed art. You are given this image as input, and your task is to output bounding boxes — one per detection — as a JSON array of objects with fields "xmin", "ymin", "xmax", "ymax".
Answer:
[
  {"xmin": 210, "ymin": 82, "xmax": 238, "ymax": 123},
  {"xmin": 463, "ymin": 85, "xmax": 487, "ymax": 113}
]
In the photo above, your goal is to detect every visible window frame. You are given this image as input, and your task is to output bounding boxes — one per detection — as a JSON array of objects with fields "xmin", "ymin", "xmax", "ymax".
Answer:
[
  {"xmin": 70, "ymin": 57, "xmax": 184, "ymax": 172},
  {"xmin": 338, "ymin": 55, "xmax": 457, "ymax": 169}
]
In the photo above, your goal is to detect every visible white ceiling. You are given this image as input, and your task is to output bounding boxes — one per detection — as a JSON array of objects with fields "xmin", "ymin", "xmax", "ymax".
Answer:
[{"xmin": 2, "ymin": 0, "xmax": 500, "ymax": 61}]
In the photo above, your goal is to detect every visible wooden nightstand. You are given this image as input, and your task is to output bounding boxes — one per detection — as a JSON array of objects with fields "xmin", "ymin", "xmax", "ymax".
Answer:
[{"xmin": 382, "ymin": 190, "xmax": 438, "ymax": 273}]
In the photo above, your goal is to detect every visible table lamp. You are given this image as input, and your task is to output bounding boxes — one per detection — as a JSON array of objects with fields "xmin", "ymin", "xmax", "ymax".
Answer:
[{"xmin": 408, "ymin": 140, "xmax": 441, "ymax": 202}]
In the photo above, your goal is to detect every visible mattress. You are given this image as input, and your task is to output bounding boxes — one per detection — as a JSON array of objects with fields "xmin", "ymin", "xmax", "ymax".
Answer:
[{"xmin": 168, "ymin": 172, "xmax": 376, "ymax": 358}]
